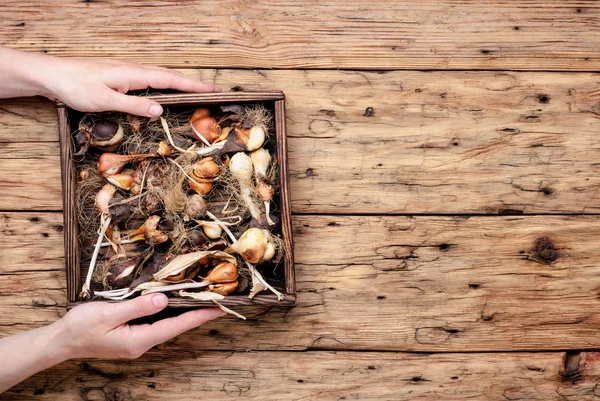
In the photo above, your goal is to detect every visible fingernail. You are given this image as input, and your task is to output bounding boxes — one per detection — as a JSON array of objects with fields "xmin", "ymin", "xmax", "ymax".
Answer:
[
  {"xmin": 148, "ymin": 104, "xmax": 163, "ymax": 117},
  {"xmin": 152, "ymin": 294, "xmax": 168, "ymax": 309}
]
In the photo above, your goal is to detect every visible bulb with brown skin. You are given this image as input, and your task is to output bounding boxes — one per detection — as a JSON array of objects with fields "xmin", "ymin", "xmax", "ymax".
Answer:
[
  {"xmin": 205, "ymin": 262, "xmax": 238, "ymax": 283},
  {"xmin": 209, "ymin": 281, "xmax": 239, "ymax": 296},
  {"xmin": 104, "ymin": 173, "xmax": 135, "ymax": 190},
  {"xmin": 96, "ymin": 184, "xmax": 116, "ymax": 216},
  {"xmin": 229, "ymin": 228, "xmax": 269, "ymax": 264},
  {"xmin": 256, "ymin": 180, "xmax": 275, "ymax": 225},
  {"xmin": 192, "ymin": 158, "xmax": 221, "ymax": 179},
  {"xmin": 189, "ymin": 178, "xmax": 213, "ymax": 195},
  {"xmin": 184, "ymin": 195, "xmax": 207, "ymax": 219},
  {"xmin": 90, "ymin": 120, "xmax": 124, "ymax": 147},
  {"xmin": 106, "ymin": 256, "xmax": 139, "ymax": 288},
  {"xmin": 191, "ymin": 117, "xmax": 221, "ymax": 144},
  {"xmin": 128, "ymin": 215, "xmax": 169, "ymax": 245},
  {"xmin": 220, "ymin": 126, "xmax": 265, "ymax": 154},
  {"xmin": 190, "ymin": 108, "xmax": 211, "ymax": 123},
  {"xmin": 157, "ymin": 140, "xmax": 173, "ymax": 156},
  {"xmin": 98, "ymin": 153, "xmax": 157, "ymax": 175}
]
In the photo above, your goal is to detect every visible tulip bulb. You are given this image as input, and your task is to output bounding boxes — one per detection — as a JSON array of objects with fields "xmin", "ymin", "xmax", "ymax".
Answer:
[
  {"xmin": 192, "ymin": 158, "xmax": 220, "ymax": 179},
  {"xmin": 95, "ymin": 184, "xmax": 116, "ymax": 215},
  {"xmin": 104, "ymin": 173, "xmax": 135, "ymax": 190},
  {"xmin": 200, "ymin": 221, "xmax": 223, "ymax": 239},
  {"xmin": 157, "ymin": 140, "xmax": 173, "ymax": 156},
  {"xmin": 229, "ymin": 228, "xmax": 269, "ymax": 264},
  {"xmin": 205, "ymin": 262, "xmax": 238, "ymax": 283},
  {"xmin": 190, "ymin": 108, "xmax": 211, "ymax": 123},
  {"xmin": 209, "ymin": 281, "xmax": 239, "ymax": 296},
  {"xmin": 220, "ymin": 125, "xmax": 266, "ymax": 154},
  {"xmin": 264, "ymin": 241, "xmax": 276, "ymax": 261},
  {"xmin": 189, "ymin": 178, "xmax": 213, "ymax": 195},
  {"xmin": 230, "ymin": 152, "xmax": 253, "ymax": 187},
  {"xmin": 90, "ymin": 120, "xmax": 124, "ymax": 147},
  {"xmin": 98, "ymin": 152, "xmax": 157, "ymax": 175},
  {"xmin": 250, "ymin": 148, "xmax": 270, "ymax": 179},
  {"xmin": 191, "ymin": 117, "xmax": 221, "ymax": 145},
  {"xmin": 184, "ymin": 195, "xmax": 207, "ymax": 219},
  {"xmin": 128, "ymin": 215, "xmax": 169, "ymax": 245}
]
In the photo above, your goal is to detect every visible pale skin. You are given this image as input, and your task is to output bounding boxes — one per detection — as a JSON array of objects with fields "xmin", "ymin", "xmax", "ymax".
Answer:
[{"xmin": 0, "ymin": 47, "xmax": 225, "ymax": 394}]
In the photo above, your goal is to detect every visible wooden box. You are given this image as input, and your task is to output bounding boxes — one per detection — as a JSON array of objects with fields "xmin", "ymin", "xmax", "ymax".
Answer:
[{"xmin": 57, "ymin": 91, "xmax": 296, "ymax": 310}]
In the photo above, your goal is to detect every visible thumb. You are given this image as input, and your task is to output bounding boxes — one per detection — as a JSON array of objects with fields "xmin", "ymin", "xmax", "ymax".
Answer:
[
  {"xmin": 105, "ymin": 90, "xmax": 163, "ymax": 117},
  {"xmin": 110, "ymin": 294, "xmax": 169, "ymax": 324}
]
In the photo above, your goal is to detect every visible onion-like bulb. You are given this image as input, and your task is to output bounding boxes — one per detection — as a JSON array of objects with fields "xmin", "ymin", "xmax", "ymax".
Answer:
[
  {"xmin": 104, "ymin": 173, "xmax": 135, "ymax": 190},
  {"xmin": 90, "ymin": 120, "xmax": 124, "ymax": 147},
  {"xmin": 209, "ymin": 281, "xmax": 239, "ymax": 296},
  {"xmin": 157, "ymin": 140, "xmax": 173, "ymax": 156},
  {"xmin": 229, "ymin": 228, "xmax": 269, "ymax": 264},
  {"xmin": 193, "ymin": 157, "xmax": 221, "ymax": 179},
  {"xmin": 190, "ymin": 108, "xmax": 211, "ymax": 123},
  {"xmin": 230, "ymin": 153, "xmax": 262, "ymax": 221},
  {"xmin": 200, "ymin": 221, "xmax": 222, "ymax": 239},
  {"xmin": 128, "ymin": 215, "xmax": 169, "ymax": 245},
  {"xmin": 220, "ymin": 126, "xmax": 266, "ymax": 153},
  {"xmin": 189, "ymin": 178, "xmax": 213, "ymax": 195},
  {"xmin": 98, "ymin": 152, "xmax": 157, "ymax": 175},
  {"xmin": 95, "ymin": 184, "xmax": 116, "ymax": 215},
  {"xmin": 184, "ymin": 195, "xmax": 207, "ymax": 219},
  {"xmin": 205, "ymin": 262, "xmax": 238, "ymax": 283},
  {"xmin": 250, "ymin": 148, "xmax": 270, "ymax": 179},
  {"xmin": 191, "ymin": 117, "xmax": 221, "ymax": 145}
]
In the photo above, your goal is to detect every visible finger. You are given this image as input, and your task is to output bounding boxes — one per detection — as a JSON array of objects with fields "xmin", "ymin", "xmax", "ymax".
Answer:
[
  {"xmin": 109, "ymin": 294, "xmax": 169, "ymax": 324},
  {"xmin": 105, "ymin": 89, "xmax": 164, "ymax": 117},
  {"xmin": 131, "ymin": 308, "xmax": 225, "ymax": 348},
  {"xmin": 130, "ymin": 67, "xmax": 221, "ymax": 93}
]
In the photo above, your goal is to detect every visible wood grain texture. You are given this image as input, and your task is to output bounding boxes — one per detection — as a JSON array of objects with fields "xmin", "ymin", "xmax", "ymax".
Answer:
[
  {"xmin": 3, "ymin": 70, "xmax": 600, "ymax": 214},
  {"xmin": 3, "ymin": 350, "xmax": 599, "ymax": 401},
  {"xmin": 1, "ymin": 1, "xmax": 600, "ymax": 71},
  {"xmin": 4, "ymin": 213, "xmax": 600, "ymax": 352}
]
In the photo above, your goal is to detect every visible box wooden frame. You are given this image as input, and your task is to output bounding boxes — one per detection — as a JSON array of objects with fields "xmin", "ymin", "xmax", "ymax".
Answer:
[{"xmin": 57, "ymin": 91, "xmax": 296, "ymax": 309}]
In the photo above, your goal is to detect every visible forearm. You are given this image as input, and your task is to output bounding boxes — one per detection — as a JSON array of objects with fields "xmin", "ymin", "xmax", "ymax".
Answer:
[
  {"xmin": 0, "ymin": 47, "xmax": 54, "ymax": 99},
  {"xmin": 0, "ymin": 321, "xmax": 71, "ymax": 394}
]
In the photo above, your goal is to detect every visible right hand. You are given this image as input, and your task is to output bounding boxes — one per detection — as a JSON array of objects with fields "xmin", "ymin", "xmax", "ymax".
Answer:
[{"xmin": 53, "ymin": 294, "xmax": 224, "ymax": 359}]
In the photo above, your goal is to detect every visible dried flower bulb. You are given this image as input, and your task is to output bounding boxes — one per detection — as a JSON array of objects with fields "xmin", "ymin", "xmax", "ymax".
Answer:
[
  {"xmin": 220, "ymin": 126, "xmax": 265, "ymax": 153},
  {"xmin": 209, "ymin": 281, "xmax": 239, "ymax": 296},
  {"xmin": 78, "ymin": 169, "xmax": 89, "ymax": 183},
  {"xmin": 191, "ymin": 117, "xmax": 221, "ymax": 144},
  {"xmin": 217, "ymin": 126, "xmax": 231, "ymax": 142},
  {"xmin": 256, "ymin": 180, "xmax": 275, "ymax": 225},
  {"xmin": 205, "ymin": 262, "xmax": 238, "ymax": 283},
  {"xmin": 90, "ymin": 120, "xmax": 124, "ymax": 147},
  {"xmin": 229, "ymin": 228, "xmax": 269, "ymax": 264},
  {"xmin": 264, "ymin": 241, "xmax": 276, "ymax": 261},
  {"xmin": 192, "ymin": 158, "xmax": 221, "ymax": 179},
  {"xmin": 95, "ymin": 184, "xmax": 116, "ymax": 215},
  {"xmin": 106, "ymin": 257, "xmax": 139, "ymax": 288},
  {"xmin": 250, "ymin": 148, "xmax": 270, "ymax": 179},
  {"xmin": 189, "ymin": 178, "xmax": 213, "ymax": 195},
  {"xmin": 128, "ymin": 215, "xmax": 169, "ymax": 245},
  {"xmin": 184, "ymin": 195, "xmax": 207, "ymax": 219},
  {"xmin": 190, "ymin": 108, "xmax": 211, "ymax": 123},
  {"xmin": 98, "ymin": 153, "xmax": 156, "ymax": 175},
  {"xmin": 104, "ymin": 173, "xmax": 135, "ymax": 190},
  {"xmin": 188, "ymin": 229, "xmax": 209, "ymax": 248},
  {"xmin": 229, "ymin": 152, "xmax": 253, "ymax": 187},
  {"xmin": 201, "ymin": 221, "xmax": 222, "ymax": 239},
  {"xmin": 157, "ymin": 140, "xmax": 173, "ymax": 156}
]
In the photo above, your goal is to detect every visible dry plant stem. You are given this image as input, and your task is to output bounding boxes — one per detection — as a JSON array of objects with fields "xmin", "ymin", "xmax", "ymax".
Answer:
[
  {"xmin": 101, "ymin": 239, "xmax": 135, "ymax": 247},
  {"xmin": 245, "ymin": 261, "xmax": 284, "ymax": 301},
  {"xmin": 141, "ymin": 281, "xmax": 212, "ymax": 294},
  {"xmin": 168, "ymin": 159, "xmax": 205, "ymax": 188},
  {"xmin": 212, "ymin": 300, "xmax": 247, "ymax": 320},
  {"xmin": 196, "ymin": 140, "xmax": 226, "ymax": 156},
  {"xmin": 206, "ymin": 211, "xmax": 237, "ymax": 242},
  {"xmin": 161, "ymin": 117, "xmax": 194, "ymax": 154},
  {"xmin": 80, "ymin": 216, "xmax": 112, "ymax": 299},
  {"xmin": 265, "ymin": 202, "xmax": 274, "ymax": 225}
]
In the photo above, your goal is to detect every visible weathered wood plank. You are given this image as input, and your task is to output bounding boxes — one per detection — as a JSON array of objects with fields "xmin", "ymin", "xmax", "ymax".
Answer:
[
  {"xmin": 4, "ymin": 213, "xmax": 600, "ymax": 352},
  {"xmin": 3, "ymin": 351, "xmax": 599, "ymax": 400},
  {"xmin": 1, "ymin": 1, "xmax": 600, "ymax": 71},
  {"xmin": 3, "ymin": 70, "xmax": 600, "ymax": 213}
]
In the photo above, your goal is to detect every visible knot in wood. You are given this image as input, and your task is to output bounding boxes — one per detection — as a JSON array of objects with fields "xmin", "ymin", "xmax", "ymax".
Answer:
[{"xmin": 532, "ymin": 237, "xmax": 558, "ymax": 264}]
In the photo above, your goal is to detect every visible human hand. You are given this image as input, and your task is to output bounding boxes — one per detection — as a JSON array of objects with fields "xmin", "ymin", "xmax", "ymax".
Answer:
[
  {"xmin": 39, "ymin": 57, "xmax": 220, "ymax": 117},
  {"xmin": 54, "ymin": 294, "xmax": 225, "ymax": 359}
]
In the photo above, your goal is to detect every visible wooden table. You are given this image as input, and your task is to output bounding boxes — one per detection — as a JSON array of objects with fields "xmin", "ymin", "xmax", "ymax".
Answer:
[{"xmin": 1, "ymin": 2, "xmax": 600, "ymax": 399}]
